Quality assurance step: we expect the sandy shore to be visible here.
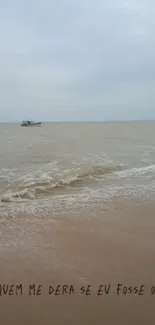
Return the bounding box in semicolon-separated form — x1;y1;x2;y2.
0;199;155;324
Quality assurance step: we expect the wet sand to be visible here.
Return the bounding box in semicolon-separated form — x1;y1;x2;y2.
0;199;155;324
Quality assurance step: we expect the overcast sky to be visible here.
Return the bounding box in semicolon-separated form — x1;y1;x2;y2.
0;0;154;122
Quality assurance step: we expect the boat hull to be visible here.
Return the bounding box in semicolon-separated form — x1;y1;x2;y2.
21;122;42;127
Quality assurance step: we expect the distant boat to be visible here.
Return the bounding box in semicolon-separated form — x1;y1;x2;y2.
21;120;42;127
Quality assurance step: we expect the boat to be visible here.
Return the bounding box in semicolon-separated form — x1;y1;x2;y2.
21;120;42;127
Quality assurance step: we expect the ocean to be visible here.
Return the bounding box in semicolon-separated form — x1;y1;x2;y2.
1;121;155;325
0;120;155;218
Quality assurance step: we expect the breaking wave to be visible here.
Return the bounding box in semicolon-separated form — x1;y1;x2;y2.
0;164;121;202
1;163;155;204
115;164;155;178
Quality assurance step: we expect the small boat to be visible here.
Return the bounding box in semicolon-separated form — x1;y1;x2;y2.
21;120;42;127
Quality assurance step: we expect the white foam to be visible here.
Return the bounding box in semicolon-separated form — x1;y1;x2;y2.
113;164;155;179
1;179;155;218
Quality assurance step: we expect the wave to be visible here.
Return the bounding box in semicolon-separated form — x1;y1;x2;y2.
25;164;122;189
0;164;121;202
116;164;155;178
1;188;35;202
78;165;122;178
2;163;155;203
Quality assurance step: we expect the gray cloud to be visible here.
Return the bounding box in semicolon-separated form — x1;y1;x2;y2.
0;0;155;121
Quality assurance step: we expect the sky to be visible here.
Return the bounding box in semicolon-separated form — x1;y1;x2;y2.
0;0;155;122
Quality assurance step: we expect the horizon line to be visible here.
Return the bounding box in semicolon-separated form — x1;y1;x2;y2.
0;118;155;123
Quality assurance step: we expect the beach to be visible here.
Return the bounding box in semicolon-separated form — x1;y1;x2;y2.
0;198;155;324
1;0;155;320
0;121;155;323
